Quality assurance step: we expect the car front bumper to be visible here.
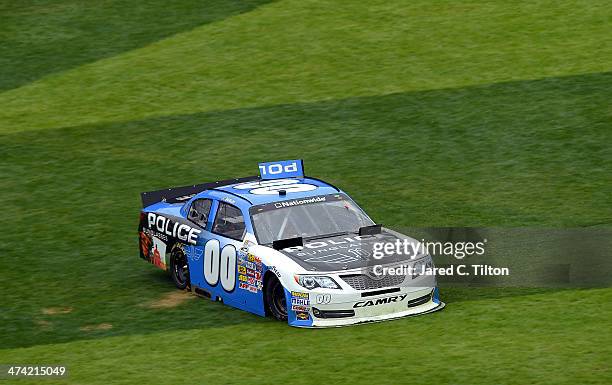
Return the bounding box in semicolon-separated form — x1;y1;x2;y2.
286;286;444;328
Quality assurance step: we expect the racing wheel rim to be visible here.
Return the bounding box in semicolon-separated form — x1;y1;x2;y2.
267;277;288;320
171;249;189;289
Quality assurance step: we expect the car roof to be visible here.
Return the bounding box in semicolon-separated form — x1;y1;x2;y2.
211;177;342;206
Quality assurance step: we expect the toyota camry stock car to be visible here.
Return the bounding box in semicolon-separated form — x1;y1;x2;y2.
138;160;444;327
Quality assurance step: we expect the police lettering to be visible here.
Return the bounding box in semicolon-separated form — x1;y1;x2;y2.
147;213;201;245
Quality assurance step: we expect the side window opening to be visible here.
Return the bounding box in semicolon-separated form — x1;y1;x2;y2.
188;199;212;228
213;202;246;240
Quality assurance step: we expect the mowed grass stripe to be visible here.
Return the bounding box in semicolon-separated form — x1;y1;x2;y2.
1;288;610;385
1;0;611;132
1;72;610;350
0;0;273;92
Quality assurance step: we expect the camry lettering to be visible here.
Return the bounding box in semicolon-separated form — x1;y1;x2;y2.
353;294;407;308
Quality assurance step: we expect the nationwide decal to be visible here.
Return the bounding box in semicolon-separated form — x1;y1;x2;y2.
274;196;326;209
353;294;407;308
146;213;201;245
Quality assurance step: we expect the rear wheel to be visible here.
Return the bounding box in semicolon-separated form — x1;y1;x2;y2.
265;275;288;321
170;246;189;290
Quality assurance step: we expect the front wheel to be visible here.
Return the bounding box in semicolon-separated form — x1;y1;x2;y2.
265;275;288;321
170;246;189;290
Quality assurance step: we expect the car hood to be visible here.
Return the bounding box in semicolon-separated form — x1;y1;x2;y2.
277;229;423;272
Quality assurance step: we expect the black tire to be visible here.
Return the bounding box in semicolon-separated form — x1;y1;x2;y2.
265;275;288;321
170;246;189;290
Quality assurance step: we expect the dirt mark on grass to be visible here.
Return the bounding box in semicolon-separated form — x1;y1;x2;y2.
80;323;113;332
41;307;73;315
35;319;53;330
144;290;194;309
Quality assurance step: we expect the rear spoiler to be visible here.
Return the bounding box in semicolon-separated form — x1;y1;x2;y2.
140;175;260;208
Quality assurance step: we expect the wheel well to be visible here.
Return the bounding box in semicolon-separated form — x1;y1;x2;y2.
167;242;183;271
263;271;278;317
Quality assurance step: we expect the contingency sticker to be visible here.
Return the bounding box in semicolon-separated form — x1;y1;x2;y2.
237;252;263;293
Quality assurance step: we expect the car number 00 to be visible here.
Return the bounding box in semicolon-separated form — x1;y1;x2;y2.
203;239;236;291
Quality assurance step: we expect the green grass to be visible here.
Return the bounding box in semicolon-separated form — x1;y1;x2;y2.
0;0;611;384
1;0;611;132
0;0;272;91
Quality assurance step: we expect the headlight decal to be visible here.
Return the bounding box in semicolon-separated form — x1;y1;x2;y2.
295;275;341;289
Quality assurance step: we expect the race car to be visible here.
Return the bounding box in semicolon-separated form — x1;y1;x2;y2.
138;160;444;327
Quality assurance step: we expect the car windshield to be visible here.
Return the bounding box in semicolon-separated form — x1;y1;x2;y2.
250;194;374;245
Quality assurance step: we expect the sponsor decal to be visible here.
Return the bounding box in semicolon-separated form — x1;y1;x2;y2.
291;291;311;311
139;231;168;269
146;213;201;245
238;251;247;264
238;282;260;293
246;269;262;280
353;294;407;308
292;297;309;306
291;305;309;312
269;266;281;278
142;227;168;242
274;196;326;209
247;253;262;265
283;236;373;258
237;252;263;293
151;237;167;269
295;311;310;320
139;231;152;259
